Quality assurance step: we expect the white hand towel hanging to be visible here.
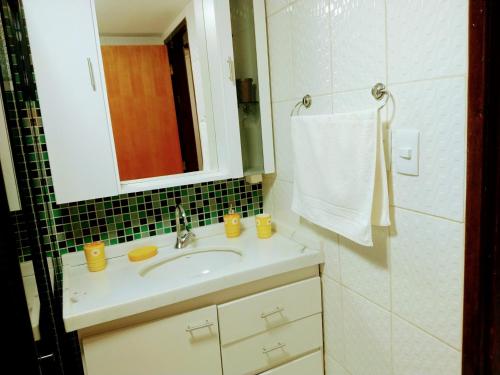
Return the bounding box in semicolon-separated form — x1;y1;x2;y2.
291;110;390;247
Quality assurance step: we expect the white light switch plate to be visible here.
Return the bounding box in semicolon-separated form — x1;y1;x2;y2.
392;129;420;176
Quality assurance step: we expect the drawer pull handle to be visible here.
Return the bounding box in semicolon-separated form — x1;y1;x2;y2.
87;58;96;92
260;306;284;318
185;320;215;333
262;342;287;354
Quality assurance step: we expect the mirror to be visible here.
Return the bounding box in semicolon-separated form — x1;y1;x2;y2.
95;0;215;182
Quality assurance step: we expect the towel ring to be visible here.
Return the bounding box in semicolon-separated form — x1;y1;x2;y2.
372;83;391;110
291;84;391;116
290;95;312;116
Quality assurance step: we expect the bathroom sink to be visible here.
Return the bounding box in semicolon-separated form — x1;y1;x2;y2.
139;248;243;281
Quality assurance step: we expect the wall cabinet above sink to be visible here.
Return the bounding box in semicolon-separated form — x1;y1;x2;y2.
23;0;274;204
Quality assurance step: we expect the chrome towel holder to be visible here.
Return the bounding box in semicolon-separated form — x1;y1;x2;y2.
371;82;391;110
291;83;391;116
290;94;312;116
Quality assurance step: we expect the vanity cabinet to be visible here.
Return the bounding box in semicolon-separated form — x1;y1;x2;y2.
81;305;222;375
22;0;274;204
79;277;323;375
218;277;323;374
260;351;324;375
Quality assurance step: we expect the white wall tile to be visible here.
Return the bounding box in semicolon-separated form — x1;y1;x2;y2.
331;0;386;92
272;179;300;227
326;354;351;375
265;0;290;17
272;100;295;181
322;233;342;282
332;89;383;113
391;208;464;349
291;0;332;97
387;0;467;83
389;78;466;222
262;174;276;214
323;277;346;364
343;288;392;375
302;94;333;115
265;1;467;373
267;8;294;101
392;315;461;375
339;227;390;309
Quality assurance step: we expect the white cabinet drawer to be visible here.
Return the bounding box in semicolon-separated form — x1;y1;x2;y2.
218;277;321;344
260;350;324;375
82;305;222;375
221;313;323;375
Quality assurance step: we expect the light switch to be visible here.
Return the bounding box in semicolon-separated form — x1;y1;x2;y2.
392;129;419;176
398;147;412;159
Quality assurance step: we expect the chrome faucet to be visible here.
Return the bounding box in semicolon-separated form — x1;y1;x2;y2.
174;204;196;249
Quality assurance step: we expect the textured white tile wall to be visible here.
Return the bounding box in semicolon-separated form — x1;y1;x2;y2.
343;288;392;375
331;0;387;92
323;277;346;364
389;78;466;221
264;0;467;374
392;316;462;375
387;0;468;83
339;227;391;309
291;0;332;97
391;208;464;350
325;355;351;375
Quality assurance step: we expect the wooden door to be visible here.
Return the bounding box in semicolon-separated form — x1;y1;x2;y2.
101;45;184;181
463;1;500;375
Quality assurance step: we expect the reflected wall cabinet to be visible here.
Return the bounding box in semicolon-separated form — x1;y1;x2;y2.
22;0;274;204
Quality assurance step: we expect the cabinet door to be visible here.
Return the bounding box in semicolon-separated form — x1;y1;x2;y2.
23;0;119;204
82;305;222;375
228;0;275;175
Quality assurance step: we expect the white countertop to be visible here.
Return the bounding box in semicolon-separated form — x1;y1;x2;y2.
62;220;324;332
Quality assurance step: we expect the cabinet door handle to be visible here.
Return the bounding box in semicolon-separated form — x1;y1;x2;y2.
260;306;284;318
185;320;215;333
227;57;235;82
262;342;286;354
87;58;96;91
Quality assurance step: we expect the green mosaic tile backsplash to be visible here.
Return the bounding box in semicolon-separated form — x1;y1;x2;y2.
52;179;262;256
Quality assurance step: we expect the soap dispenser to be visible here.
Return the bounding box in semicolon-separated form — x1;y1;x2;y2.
224;205;241;238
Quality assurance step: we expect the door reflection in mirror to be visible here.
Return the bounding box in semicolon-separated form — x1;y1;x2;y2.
96;0;202;181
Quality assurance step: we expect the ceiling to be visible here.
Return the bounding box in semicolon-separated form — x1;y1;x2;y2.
95;0;190;36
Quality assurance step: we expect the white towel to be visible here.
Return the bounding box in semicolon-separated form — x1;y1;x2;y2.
291;110;390;247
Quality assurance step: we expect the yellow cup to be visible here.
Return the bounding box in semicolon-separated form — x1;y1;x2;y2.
224;212;241;238
84;241;107;272
256;213;272;239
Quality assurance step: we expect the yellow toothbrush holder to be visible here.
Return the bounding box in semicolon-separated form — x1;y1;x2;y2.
224;209;241;238
84;241;107;272
256;213;272;239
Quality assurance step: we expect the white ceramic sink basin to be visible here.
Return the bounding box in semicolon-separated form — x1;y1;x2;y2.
139;248;243;281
